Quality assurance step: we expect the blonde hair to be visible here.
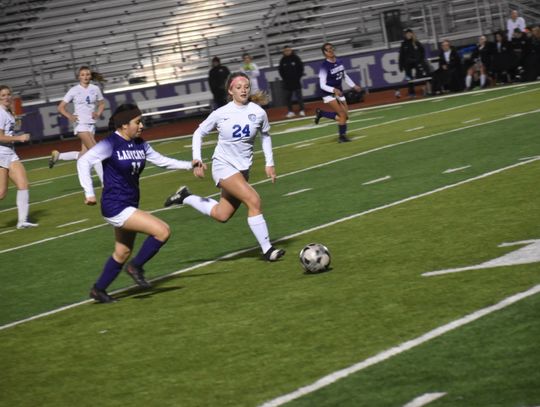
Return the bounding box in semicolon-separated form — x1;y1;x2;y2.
225;72;269;106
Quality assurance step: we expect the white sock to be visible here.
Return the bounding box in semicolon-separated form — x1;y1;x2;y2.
247;214;272;253
465;75;472;88
184;195;218;216
16;189;29;223
93;161;104;184
58;151;79;161
480;74;486;87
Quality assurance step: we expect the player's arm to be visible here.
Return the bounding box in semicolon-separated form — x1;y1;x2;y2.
77;140;112;205
0;128;30;143
344;71;362;92
191;112;217;178
260;111;275;183
318;68;335;94
145;145;194;170
94;99;105;120
57;100;77;123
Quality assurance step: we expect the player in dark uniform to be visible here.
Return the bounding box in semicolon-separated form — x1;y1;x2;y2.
314;43;362;143
77;104;193;303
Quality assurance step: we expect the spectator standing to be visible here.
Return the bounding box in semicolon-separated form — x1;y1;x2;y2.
510;28;532;81
491;31;513;84
507;10;526;41
398;29;432;97
278;46;305;118
239;53;261;94
208;56;230;109
526;25;540;81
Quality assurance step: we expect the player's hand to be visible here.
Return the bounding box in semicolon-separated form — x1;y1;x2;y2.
70;114;78;123
265;166;276;184
192;159;206;178
353;85;362;93
17;133;30;143
333;88;342;97
84;196;97;206
92;112;101;120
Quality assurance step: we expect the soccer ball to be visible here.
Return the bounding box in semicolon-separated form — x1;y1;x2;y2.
299;243;331;273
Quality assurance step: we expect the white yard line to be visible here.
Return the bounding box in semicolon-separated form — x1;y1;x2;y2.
403;393;447;407
30;181;52;187
283;188;312;197
294;143;313;149
406;126;425;132
443;165;471;174
259;285;540;407
0;229;15;235
1;158;539;331
462;118;480;124
519;156;540;161
362;175;391;185
56;219;88;228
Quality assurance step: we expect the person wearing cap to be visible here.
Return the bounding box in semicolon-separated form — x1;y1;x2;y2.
398;28;431;97
208;56;230;109
507;10;526;41
76;103;194;303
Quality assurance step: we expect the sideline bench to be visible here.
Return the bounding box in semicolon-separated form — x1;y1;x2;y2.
137;91;212;117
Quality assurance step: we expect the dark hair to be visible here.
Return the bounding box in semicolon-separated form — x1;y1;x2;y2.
78;66;106;83
212;56;220;63
108;103;142;130
321;42;333;54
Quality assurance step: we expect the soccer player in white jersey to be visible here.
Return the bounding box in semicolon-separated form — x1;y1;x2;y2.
77;104;193;303
0;85;38;229
164;72;285;262
50;66;105;182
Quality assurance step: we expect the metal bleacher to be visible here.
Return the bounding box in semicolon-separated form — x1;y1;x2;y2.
1;0;538;103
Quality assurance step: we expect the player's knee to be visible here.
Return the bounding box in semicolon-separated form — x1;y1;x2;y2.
155;223;171;242
115;247;132;263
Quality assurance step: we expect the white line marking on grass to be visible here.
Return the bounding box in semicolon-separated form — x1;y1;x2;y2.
273;125;318;135
519;155;540;161
462;118;480;124
443;165;471;174
283;188;312;197
56;219;88;228
362;175;391;185
258;284;540;407
348;116;384;124
406;126;424;132
403;393;447;407
351;136;366;141
294;143;313;149
2;159;539;331
431;99;445;102
31;180;52;187
0;230;15;235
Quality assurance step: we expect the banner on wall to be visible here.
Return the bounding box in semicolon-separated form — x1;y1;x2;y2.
21;47;412;141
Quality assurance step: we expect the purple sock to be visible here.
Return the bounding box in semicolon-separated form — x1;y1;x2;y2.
131;236;165;267
339;124;347;136
95;256;123;290
321;110;337;120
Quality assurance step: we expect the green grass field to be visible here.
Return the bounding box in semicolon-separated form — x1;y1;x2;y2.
1;83;540;407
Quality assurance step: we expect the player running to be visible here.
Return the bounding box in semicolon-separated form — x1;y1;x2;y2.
77;103;193;303
314;42;363;143
163;72;285;262
51;66;105;182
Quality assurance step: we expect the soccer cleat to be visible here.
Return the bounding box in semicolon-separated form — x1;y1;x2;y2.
164;185;191;207
125;261;152;289
264;246;286;262
90;285;117;303
338;135;352;143
48;150;60;169
299;110;306;117
286;111;295;118
16;221;38;229
314;108;322;125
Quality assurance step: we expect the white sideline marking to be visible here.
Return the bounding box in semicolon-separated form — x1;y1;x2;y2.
2;110;540;254
519;155;540;161
56;219;88;228
273;125;318;135
443;165;471;174
0;230;15;235
1;158;539;331
403;392;447;407
294;143;313;149
349;116;384;124
283;188;312;197
430;99;445;103
259;285;540;407
462;118;480;124
31;180;52;187
406;126;424;132
362;175;391;185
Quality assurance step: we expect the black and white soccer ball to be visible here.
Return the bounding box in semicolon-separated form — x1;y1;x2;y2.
299;243;331;273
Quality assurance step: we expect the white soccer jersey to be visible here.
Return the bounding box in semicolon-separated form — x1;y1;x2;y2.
62;84;104;124
193;101;272;170
0;107;15;151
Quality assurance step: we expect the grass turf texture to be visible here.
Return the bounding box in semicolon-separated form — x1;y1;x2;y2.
0;83;539;406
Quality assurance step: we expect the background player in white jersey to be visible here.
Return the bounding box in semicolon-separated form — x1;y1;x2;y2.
77;104;193;303
164;72;285;262
0;85;38;229
314;43;362;143
50;66;105;182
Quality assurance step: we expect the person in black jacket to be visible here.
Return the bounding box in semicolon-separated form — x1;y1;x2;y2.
433;39;464;93
465;35;493;90
278;46;305;118
208;56;230;109
491;31;513;84
398;29;431;97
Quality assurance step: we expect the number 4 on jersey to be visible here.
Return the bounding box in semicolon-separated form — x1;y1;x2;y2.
232;124;250;138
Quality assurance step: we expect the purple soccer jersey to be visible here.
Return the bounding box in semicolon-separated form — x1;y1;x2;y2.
319;58;347;95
